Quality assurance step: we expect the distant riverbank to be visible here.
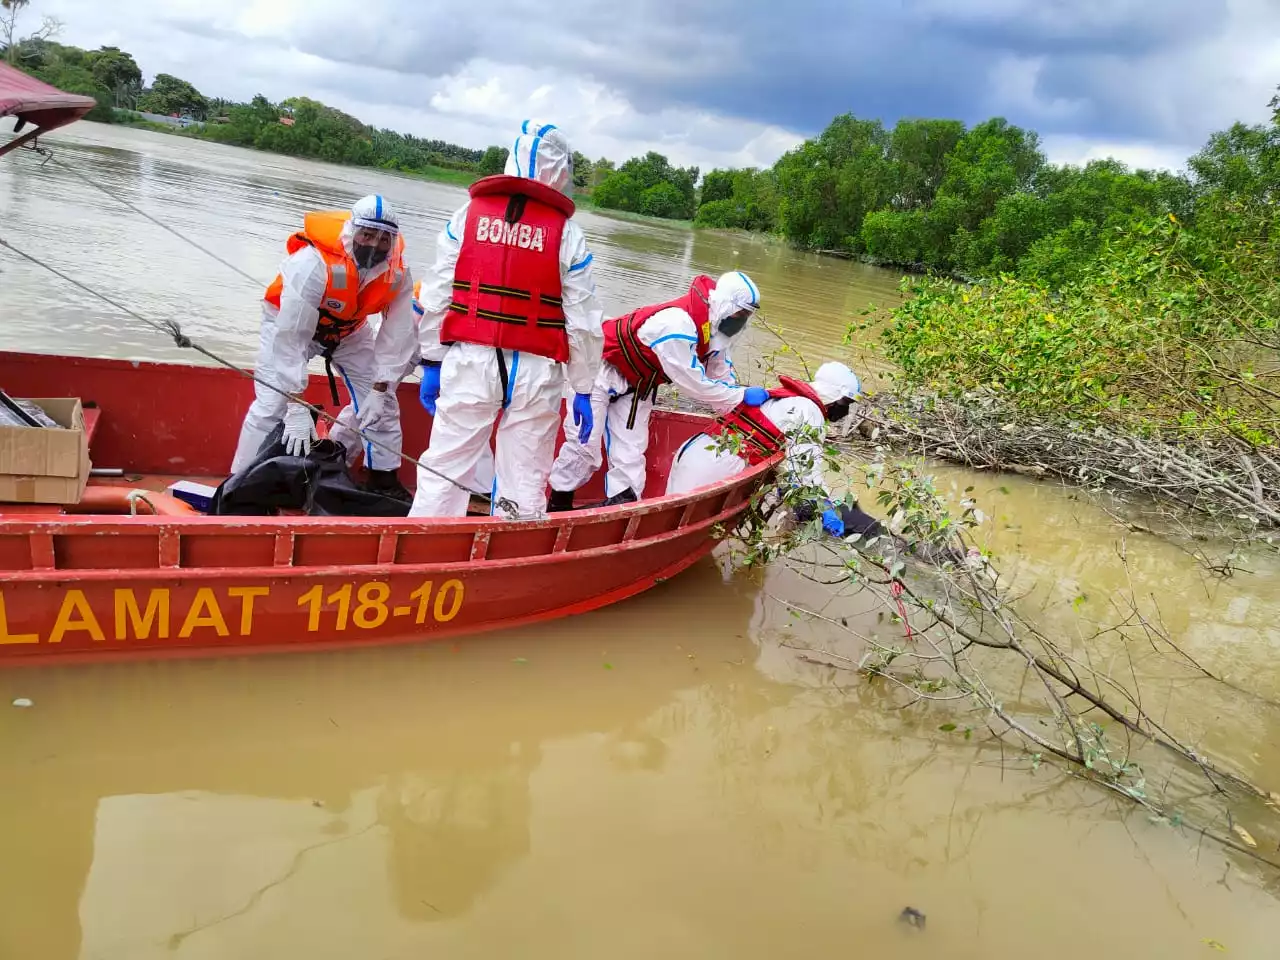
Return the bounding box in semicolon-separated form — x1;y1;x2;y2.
107;112;481;189
102;113;700;218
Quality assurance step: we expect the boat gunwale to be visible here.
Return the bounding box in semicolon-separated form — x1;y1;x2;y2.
0;471;768;582
0;450;774;533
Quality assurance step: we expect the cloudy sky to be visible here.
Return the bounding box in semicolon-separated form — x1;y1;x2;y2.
31;0;1280;173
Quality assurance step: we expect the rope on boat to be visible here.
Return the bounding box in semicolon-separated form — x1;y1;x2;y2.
16;138;268;290
0;234;499;510
125;489;154;517
57;153;267;287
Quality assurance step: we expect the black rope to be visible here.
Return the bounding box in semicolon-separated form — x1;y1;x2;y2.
0;234;501;508
47;152;267;290
5;144;525;517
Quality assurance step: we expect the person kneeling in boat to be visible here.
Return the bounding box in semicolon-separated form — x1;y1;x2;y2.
408;120;604;519
230;194;417;501
666;361;875;538
547;271;767;510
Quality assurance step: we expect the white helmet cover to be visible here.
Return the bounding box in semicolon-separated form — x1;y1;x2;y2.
708;270;760;330
506;119;573;195
350;194;400;234
811;361;862;405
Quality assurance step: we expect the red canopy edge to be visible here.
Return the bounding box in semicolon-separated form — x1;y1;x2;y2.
0;61;96;154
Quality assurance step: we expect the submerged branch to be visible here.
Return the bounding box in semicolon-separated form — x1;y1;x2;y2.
737;461;1280;874
849;390;1280;537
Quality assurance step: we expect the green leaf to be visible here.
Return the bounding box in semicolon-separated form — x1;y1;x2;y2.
602;662;614;670
938;723;957;732
512;657;528;664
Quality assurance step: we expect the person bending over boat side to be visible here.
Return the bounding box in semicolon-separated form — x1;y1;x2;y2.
407;120;604;519
547;271;768;510
230;194;417;502
666;361;870;538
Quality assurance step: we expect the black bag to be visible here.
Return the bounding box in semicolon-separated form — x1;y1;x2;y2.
210;423;410;517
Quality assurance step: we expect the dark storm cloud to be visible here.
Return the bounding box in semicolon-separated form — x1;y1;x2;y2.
912;0;1226;55
44;0;1280;166
197;0;1262;144
519;0;1252;142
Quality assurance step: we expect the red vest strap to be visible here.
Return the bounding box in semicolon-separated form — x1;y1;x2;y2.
469;174;576;218
601;275;718;389
441;183;570;361
771;376;825;409
704;375;825;466
707;405;786;465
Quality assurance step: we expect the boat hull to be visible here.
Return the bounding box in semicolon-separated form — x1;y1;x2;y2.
0;351;775;666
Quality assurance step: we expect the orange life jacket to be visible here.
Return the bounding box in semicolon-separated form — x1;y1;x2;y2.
705;376;826;465
441;175;574;362
263;210;408;350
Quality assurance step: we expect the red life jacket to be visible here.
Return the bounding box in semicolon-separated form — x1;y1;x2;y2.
602;275;717;398
441;174;575;362
705;376;826;465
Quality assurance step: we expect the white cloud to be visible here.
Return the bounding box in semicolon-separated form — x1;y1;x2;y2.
35;0;804;171
986;55;1089;123
1041;135;1195;173
26;0;1280;177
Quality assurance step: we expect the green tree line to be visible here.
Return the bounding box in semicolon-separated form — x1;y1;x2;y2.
3;11;699;213
6;35;642;194
876;87;1279;455
591;151;700;219
4;34;522;182
689;111;1248;286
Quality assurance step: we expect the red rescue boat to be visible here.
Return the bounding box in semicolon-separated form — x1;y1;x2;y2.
0;351;778;665
0;68;778;665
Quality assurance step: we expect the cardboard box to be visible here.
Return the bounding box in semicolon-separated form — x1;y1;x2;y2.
0;398;91;504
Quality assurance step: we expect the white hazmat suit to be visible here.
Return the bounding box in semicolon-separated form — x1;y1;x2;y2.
666;362;862;496
548;271;759;502
407;121;604;519
230;195;417;478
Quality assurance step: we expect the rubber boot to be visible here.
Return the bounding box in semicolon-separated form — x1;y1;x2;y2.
547;489;575;513
602;487;638;507
365;469;412;504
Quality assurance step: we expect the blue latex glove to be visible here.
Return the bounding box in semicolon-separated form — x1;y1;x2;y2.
572;392;594;444
822;507;845;537
742;386;770;407
419;361;442;415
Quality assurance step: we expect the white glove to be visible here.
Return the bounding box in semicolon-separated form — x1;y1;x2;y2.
281;401;317;457
358;387;396;431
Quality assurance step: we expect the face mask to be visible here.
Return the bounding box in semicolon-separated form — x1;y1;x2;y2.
826;399;852;423
353;243;388;270
717;311;751;340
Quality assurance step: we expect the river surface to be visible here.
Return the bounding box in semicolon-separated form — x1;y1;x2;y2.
1;123;1279;959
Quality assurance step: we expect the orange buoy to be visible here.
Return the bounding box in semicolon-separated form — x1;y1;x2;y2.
66;486;199;516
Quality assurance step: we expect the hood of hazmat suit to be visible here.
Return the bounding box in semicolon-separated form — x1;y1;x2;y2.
707;270;760;352
810;361;862;405
506;119;573;195
343;194;401;271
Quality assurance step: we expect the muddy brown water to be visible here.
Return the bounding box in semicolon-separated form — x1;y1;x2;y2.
1;123;1278;958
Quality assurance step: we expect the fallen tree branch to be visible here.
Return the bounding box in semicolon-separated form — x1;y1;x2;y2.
847;390;1280;536
734;457;1280;874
